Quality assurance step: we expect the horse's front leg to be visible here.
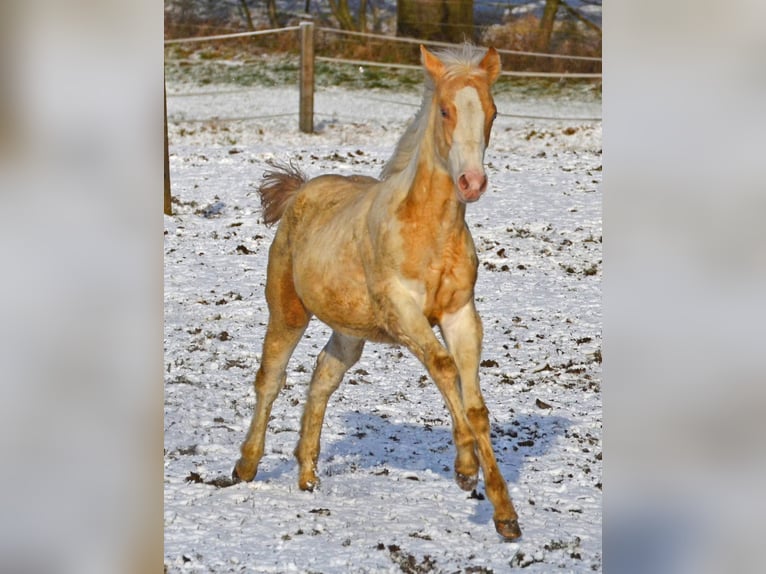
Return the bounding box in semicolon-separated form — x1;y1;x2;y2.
440;303;521;540
379;292;486;513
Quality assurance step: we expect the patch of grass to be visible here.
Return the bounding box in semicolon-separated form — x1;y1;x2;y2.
165;52;600;103
165;55;299;87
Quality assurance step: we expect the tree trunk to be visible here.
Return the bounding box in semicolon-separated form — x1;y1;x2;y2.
328;0;356;31
266;0;279;28
559;0;601;36
239;0;255;31
397;0;473;43
358;0;367;33
535;0;560;53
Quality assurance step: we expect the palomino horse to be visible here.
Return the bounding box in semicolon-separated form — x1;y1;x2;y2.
233;44;521;540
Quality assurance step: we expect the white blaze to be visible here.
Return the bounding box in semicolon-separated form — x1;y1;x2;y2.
448;87;486;184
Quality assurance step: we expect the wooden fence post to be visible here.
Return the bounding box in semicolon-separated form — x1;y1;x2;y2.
164;80;172;215
299;21;315;134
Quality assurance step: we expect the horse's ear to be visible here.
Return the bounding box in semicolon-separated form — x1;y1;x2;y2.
480;47;502;85
421;45;445;82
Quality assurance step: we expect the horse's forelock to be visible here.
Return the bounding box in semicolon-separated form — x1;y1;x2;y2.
432;45;490;80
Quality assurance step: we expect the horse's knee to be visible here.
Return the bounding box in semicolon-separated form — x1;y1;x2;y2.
309;351;346;395
466;405;490;434
254;370;285;401
430;352;458;382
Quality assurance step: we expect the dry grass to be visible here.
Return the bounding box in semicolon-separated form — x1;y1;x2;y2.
482;15;601;75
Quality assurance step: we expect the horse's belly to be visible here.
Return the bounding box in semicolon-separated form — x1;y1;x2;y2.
293;262;392;342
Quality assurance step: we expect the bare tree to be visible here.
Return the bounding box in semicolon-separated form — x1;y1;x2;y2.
535;0;560;53
328;0;354;30
397;0;473;43
328;0;372;31
265;0;279;28
559;0;601;36
239;0;255;30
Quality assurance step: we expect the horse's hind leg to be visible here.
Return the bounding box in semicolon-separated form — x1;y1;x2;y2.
233;318;307;482
294;331;365;491
233;252;310;482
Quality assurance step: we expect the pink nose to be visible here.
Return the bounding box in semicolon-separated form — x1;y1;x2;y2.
457;170;488;202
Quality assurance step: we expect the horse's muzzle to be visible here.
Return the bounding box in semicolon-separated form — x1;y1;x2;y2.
456;170;488;203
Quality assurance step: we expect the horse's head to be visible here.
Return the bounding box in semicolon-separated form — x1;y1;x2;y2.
421;45;501;204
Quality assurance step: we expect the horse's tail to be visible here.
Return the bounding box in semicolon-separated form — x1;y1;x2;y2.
258;159;307;226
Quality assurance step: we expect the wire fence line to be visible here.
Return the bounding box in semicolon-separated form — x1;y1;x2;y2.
316;55;601;78
166;93;602;123
164;25;601;63
163;25;301;45
166;87;264;98
169;112;297;123
168;111;602;123
165;24;602;129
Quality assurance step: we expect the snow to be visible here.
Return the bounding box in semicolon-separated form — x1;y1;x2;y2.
165;77;601;572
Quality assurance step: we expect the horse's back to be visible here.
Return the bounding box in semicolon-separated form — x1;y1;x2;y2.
291;174;379;225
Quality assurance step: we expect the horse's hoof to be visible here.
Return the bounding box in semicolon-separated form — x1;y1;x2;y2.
232;460;256;483
455;472;479;492
298;477;318;492
495;518;522;540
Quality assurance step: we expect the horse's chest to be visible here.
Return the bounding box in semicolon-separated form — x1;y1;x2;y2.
417;243;478;323
394;212;478;321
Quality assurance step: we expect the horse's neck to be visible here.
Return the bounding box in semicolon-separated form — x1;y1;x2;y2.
398;154;466;235
381;91;432;180
382;108;466;234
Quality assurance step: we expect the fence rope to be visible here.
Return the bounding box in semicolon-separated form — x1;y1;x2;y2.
164;25;301;45
168;113;297;123
317;27;602;62
167;109;601;124
167;87;263;98
500;113;601;122
164;25;601;63
317;56;601;78
327;94;600;121
165;26;602;128
165;84;601;122
316;56;420;72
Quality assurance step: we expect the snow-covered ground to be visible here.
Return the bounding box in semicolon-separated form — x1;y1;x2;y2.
164;75;602;572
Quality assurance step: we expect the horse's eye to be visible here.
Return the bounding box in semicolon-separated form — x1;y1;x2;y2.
440;107;448;119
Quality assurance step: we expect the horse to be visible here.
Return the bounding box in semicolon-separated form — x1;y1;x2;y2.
232;44;521;540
